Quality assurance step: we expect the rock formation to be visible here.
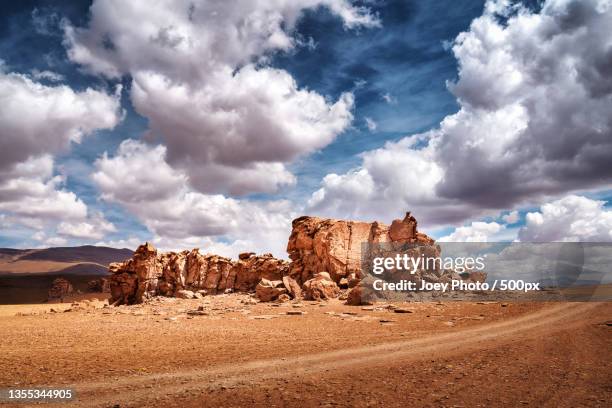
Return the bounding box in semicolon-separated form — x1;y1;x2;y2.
109;244;289;305
87;277;110;293
48;278;73;301
108;212;487;305
286;212;435;285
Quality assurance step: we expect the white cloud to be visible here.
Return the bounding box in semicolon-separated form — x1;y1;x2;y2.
309;0;612;227
130;67;351;194
439;221;503;242
64;0;377;195
0;156;88;227
0;71;122;173
93;140;298;257
518;195;612;242
0;70;122;244
502;210;520;224
57;213;116;240
95;237;143;251
0;155;116;242
43;237;68;247
30;69;64;82
365;117;378;132
308;135;465;224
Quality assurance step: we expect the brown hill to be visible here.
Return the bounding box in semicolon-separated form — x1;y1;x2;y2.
16;245;133;265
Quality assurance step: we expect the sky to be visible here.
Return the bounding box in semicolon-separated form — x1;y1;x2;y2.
0;0;611;257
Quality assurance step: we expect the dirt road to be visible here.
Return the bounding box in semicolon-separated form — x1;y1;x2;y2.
1;299;610;407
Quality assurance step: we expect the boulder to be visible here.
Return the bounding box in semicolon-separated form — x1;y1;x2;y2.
87;277;109;293
282;275;302;299
48;278;73;301
233;254;288;293
303;272;340;301
176;289;195;299
346;286;375;306
255;279;287;302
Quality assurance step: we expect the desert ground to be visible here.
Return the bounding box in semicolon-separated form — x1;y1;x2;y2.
0;295;610;408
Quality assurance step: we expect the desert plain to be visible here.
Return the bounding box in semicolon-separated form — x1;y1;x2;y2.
0;295;610;408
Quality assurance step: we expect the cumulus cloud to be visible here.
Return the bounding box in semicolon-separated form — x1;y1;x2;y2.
65;0;376;195
0;71;122;173
308;0;612;227
0;70;122;244
438;221;503;242
518;195;612;242
0;155;115;241
93;140;298;257
0;156;87;228
57;213;116;240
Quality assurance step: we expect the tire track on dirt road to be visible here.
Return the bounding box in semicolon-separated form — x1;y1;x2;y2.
68;302;603;407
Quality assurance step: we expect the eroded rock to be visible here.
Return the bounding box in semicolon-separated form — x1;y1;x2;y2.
303;272;340;301
109;243;288;305
255;279;287;302
48;278;73;301
108;212;484;305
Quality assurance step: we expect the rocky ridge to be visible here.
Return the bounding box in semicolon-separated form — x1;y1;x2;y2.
108;212;486;305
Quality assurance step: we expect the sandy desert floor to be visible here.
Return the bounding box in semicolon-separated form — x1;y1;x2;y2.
0;295;610;408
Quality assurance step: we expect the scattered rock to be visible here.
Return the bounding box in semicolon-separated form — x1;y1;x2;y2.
303;272;340;301
186;310;208;316
346;286;375;306
176;290;195;299
286;310;304;316
255;279;287;302
282;275;302;299
394;308;413;314
250;315;278;320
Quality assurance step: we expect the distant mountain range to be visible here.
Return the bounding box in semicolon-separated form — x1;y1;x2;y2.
0;245;135;304
0;245;134;275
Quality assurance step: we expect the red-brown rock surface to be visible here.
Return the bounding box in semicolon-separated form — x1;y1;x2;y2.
302;272;340;301
48;278;73;301
286;212;435;285
108;212;486;305
109;244;288;305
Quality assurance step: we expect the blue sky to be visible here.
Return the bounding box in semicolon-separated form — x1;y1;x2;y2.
1;0;611;255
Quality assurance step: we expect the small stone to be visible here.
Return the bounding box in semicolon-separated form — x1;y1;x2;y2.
394;308;413;313
176;290;195;299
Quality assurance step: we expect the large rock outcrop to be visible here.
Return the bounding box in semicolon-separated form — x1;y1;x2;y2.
109;244;289;305
286;212;435;285
108;212;486;305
